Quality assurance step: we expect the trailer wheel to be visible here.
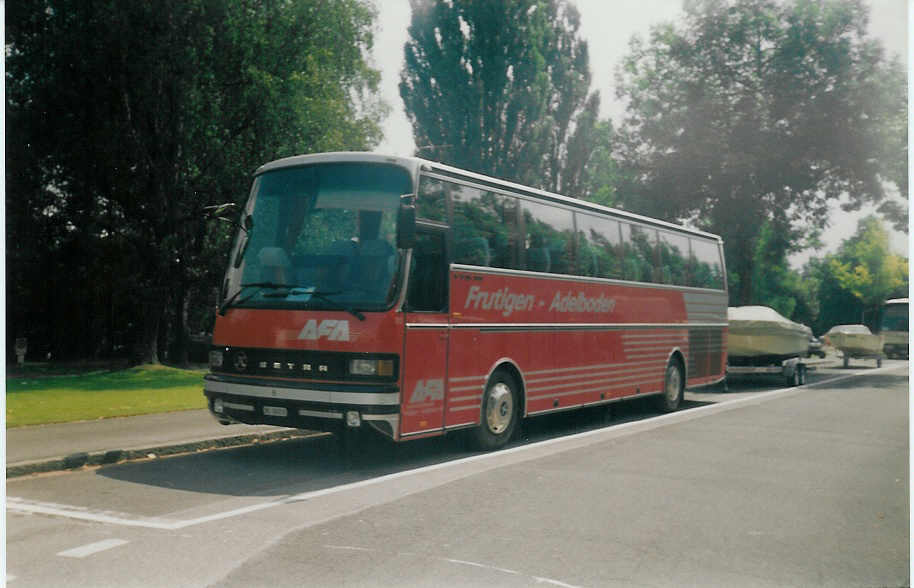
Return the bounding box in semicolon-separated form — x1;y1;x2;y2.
877;357;883;368
655;359;683;413
470;369;518;451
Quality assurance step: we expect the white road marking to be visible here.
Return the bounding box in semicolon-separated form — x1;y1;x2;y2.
443;558;522;576
324;545;578;585
7;366;903;533
325;545;375;552
534;576;584;587
7;498;178;530
57;539;128;558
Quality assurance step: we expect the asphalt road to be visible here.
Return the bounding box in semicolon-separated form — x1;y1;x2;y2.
7;362;909;587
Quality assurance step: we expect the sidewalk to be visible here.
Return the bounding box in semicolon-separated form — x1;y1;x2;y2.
6;409;319;478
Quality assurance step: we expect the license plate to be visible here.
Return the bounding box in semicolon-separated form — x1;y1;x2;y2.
263;406;288;417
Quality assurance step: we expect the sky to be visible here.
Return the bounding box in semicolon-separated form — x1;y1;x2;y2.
368;0;909;266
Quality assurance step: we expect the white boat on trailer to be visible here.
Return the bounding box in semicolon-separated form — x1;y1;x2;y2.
726;306;814;387
727;306;810;361
823;324;884;368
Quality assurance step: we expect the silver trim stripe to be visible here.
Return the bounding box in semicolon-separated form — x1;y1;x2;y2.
622;332;688;340
450;263;726;291
525;360;664;385
528;368;663;399
451;322;725;331
448;374;486;383
449;393;481;402
449;384;483;393
206;380;400;406
449;403;481;412
531;380;661;402
683;291;728;322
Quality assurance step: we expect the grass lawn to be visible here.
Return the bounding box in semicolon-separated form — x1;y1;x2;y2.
6;364;208;428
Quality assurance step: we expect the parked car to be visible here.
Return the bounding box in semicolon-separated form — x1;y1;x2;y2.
806;335;826;359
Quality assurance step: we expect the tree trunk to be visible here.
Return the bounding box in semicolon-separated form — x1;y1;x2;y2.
172;265;190;367
735;249;754;306
135;300;162;365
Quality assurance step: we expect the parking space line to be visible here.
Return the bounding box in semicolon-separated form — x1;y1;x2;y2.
57;539;129;558
7;497;178;530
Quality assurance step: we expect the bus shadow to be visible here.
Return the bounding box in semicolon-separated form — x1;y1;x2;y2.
95;398;715;499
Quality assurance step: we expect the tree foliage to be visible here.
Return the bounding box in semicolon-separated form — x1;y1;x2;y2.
400;0;599;194
612;0;906;305
807;216;907;333
825;216;908;324
6;0;385;363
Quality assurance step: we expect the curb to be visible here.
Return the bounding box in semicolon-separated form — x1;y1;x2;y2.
6;429;327;479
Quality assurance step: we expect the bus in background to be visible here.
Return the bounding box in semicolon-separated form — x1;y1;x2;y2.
879;298;908;359
204;152;728;450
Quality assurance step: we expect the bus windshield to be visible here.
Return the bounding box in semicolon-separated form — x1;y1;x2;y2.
881;301;909;332
223;162;412;313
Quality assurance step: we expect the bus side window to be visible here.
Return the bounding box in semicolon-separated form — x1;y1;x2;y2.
658;231;690;286
406;231;448;312
574;213;622;279
520;199;573;274
690;238;724;289
416;175;449;222
451;184;520;270
621;223;652;282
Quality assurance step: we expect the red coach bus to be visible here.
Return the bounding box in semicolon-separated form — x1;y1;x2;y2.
205;152;728;449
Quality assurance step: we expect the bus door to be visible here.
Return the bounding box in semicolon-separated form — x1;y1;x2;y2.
401;227;450;437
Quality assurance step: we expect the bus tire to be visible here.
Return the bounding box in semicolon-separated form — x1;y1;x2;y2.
470;370;519;451
655;359;684;413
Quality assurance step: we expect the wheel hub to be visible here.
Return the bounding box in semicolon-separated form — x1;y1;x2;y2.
666;366;681;402
486;382;513;434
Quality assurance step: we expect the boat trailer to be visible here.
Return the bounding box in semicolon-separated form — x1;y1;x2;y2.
725;356;816;390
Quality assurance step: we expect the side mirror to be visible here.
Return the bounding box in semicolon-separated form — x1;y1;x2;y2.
205;202;252;235
205;202;237;218
397;194;416;249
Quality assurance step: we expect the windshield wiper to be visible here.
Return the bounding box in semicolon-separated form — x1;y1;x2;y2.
305;290;365;321
219;283;365;321
219;282;294;315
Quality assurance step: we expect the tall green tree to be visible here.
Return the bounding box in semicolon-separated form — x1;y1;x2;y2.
826;216;908;325
749;221;805;320
400;0;599;194
7;0;385;364
613;0;906;305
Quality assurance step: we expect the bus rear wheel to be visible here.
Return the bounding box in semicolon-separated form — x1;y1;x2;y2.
470;370;519;451
655;359;684;413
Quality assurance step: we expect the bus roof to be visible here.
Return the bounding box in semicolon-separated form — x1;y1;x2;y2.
255;151;723;242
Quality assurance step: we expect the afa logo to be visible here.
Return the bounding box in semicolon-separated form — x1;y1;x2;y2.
297;319;350;341
410;379;444;404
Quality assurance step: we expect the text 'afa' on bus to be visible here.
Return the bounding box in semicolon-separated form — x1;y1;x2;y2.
204;152;729;450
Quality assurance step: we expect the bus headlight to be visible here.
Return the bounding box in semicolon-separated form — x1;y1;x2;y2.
349;359;394;377
209;350;224;368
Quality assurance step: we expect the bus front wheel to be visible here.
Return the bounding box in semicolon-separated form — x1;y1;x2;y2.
655;360;684;413
470;370;519;451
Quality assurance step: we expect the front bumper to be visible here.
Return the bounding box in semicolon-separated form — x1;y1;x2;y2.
203;374;400;439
